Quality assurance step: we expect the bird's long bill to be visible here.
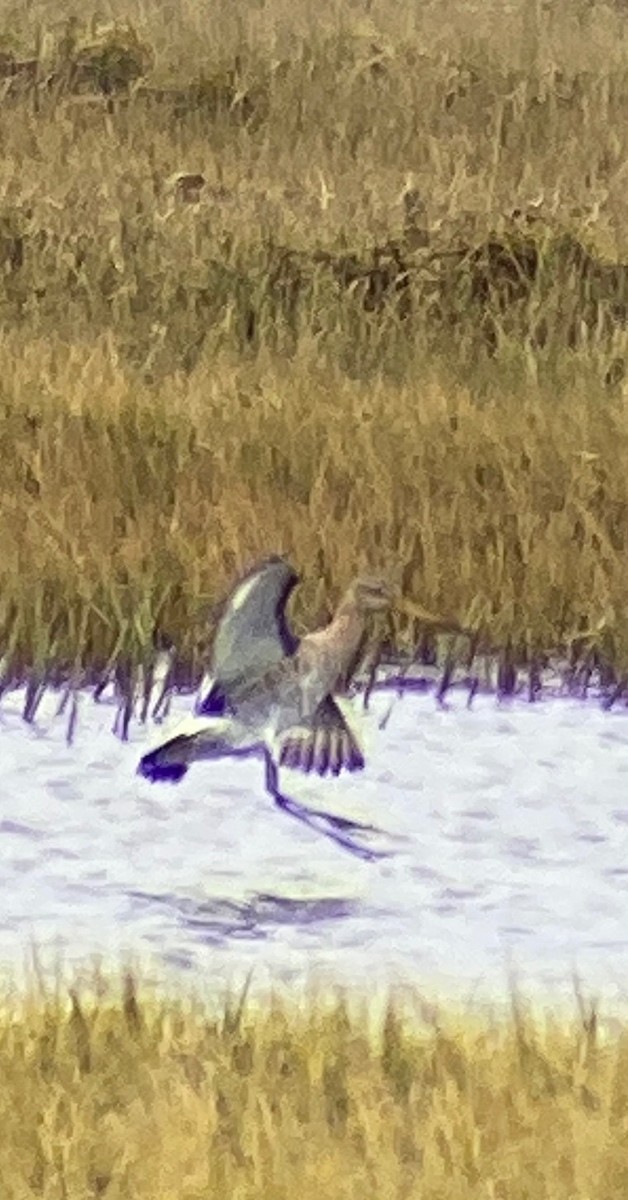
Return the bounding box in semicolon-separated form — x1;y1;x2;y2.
397;596;471;635
137;716;239;784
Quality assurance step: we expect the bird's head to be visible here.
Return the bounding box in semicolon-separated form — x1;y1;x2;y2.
350;576;395;614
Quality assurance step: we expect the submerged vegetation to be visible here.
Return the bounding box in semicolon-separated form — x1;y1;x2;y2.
1;973;627;1200
2;0;628;691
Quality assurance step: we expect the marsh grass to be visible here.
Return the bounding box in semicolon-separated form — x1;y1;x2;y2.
2;0;628;686
2;970;628;1199
5;330;628;703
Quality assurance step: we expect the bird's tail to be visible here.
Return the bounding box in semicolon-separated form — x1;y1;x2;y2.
137;715;242;784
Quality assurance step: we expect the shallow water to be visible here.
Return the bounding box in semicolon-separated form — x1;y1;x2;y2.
2;680;628;1017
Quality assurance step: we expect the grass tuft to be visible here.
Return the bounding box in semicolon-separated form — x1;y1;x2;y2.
0;972;627;1198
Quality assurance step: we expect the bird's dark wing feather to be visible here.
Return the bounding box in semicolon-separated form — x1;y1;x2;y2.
206;557;300;691
195;680;229;717
276;696;365;776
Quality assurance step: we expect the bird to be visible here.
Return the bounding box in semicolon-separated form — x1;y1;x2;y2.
137;556;396;860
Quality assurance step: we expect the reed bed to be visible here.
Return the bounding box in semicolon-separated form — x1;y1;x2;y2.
1;0;628;687
3;333;628;698
0;971;626;1199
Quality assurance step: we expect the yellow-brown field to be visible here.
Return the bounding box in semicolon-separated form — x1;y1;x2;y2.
2;973;627;1200
5;335;628;687
1;0;628;686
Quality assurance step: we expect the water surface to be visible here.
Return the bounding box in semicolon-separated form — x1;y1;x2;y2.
2;680;628;1018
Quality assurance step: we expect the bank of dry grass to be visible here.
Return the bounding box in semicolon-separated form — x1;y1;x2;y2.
1;973;627;1200
2;0;628;379
1;0;628;683
3;332;628;690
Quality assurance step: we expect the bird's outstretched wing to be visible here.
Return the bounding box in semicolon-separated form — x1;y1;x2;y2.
196;557;299;716
275;697;365;776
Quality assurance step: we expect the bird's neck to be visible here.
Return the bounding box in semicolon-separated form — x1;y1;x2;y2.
330;599;366;653
328;606;369;690
299;601;367;694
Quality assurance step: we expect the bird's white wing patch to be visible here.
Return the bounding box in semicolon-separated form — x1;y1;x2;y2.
229;573;262;613
146;713;233;751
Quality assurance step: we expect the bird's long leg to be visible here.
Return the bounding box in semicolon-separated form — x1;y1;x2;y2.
266;754;380;834
263;754;393;862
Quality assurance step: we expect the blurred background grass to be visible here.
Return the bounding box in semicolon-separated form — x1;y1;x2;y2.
1;0;628;681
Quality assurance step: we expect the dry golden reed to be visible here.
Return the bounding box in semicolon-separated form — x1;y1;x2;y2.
1;973;628;1200
1;0;628;681
4;330;628;686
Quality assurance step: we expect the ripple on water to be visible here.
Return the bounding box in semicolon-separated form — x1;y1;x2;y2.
125;887;366;946
0;820;46;841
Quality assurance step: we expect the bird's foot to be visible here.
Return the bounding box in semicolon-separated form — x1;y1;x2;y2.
272;792;396;862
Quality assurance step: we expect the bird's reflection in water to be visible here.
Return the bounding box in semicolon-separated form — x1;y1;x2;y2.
128;888;361;946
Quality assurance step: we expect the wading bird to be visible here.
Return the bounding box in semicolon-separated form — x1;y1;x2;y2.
137;557;395;860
